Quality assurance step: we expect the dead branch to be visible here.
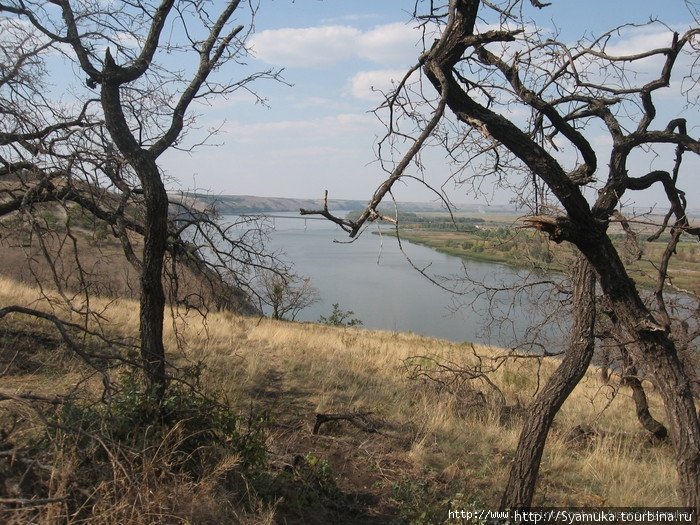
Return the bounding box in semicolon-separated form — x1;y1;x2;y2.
312;411;380;435
403;352;506;407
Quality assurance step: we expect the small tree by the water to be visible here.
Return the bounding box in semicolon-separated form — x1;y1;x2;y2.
318;304;363;327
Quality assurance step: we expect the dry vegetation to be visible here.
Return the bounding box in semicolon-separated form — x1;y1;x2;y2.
0;203;255;314
0;276;679;523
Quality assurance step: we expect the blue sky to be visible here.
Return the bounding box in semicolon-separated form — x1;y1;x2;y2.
160;0;699;209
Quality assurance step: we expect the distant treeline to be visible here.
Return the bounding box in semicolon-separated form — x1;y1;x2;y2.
346;210;485;229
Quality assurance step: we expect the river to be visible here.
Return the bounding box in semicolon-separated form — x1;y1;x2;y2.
231;213;568;351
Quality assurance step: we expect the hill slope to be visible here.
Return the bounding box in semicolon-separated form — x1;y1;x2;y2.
170;192;518;215
0;277;678;523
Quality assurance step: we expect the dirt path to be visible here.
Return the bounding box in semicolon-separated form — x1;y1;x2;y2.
244;362;410;524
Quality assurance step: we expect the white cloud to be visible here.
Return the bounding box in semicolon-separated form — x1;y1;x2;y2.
349;69;409;101
222;113;375;144
591;134;613;148
606;26;677;58
113;30;141;48
573;24;683;86
356;22;426;65
250;22;427;69
251;25;361;67
290;96;356;112
563;23;696;113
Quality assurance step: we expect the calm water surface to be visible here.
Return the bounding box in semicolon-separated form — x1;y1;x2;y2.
228;214;567;349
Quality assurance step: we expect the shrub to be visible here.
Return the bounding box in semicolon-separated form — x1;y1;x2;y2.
59;367;266;473
36;366;269;523
318;303;363;327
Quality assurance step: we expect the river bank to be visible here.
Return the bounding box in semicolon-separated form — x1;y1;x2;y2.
379;226;700;295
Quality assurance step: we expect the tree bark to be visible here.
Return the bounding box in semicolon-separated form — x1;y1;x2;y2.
580;237;699;507
623;368;668;440
138;168;169;397
100;60;169;396
500;256;596;509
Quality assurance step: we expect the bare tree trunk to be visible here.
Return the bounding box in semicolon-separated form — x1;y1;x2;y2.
617;345;668;440
139;170;169;397
101;66;170;397
500;256;596;508
623;335;699;506
581;240;699;508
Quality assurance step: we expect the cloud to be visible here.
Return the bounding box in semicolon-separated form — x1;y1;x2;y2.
222;113;376;144
349;69;409;101
356;22;426;65
566;24;696;110
591;134;613;148
250;22;427;69
290;96;357;112
113;30;141;48
605;25;677;57
574;24;685;86
250;25;361;67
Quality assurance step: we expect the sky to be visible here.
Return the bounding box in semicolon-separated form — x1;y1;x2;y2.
157;0;700;209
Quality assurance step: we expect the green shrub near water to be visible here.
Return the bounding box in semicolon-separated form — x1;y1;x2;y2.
318;303;363;327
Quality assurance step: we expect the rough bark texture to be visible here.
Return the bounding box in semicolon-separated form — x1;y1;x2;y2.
623;370;669;440
100;55;169;395
500;256;596;509
138;173;169;394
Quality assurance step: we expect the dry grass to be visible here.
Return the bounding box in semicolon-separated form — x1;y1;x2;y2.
0;276;681;523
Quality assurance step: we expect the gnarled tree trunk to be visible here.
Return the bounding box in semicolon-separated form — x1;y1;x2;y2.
101;66;170;396
501;256;596;508
623;369;668;441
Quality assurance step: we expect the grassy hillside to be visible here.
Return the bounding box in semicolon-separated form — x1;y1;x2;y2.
0;277;680;523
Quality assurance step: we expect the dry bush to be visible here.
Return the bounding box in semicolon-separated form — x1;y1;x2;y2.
1;362;270;524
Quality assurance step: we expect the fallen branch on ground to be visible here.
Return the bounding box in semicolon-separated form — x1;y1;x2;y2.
313;411;380;435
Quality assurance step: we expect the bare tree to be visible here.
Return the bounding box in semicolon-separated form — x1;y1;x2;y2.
257;270;319;321
0;0;283;397
303;0;700;508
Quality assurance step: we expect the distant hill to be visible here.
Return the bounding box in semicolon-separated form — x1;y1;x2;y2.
171;193;366;215
169;192;518;215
